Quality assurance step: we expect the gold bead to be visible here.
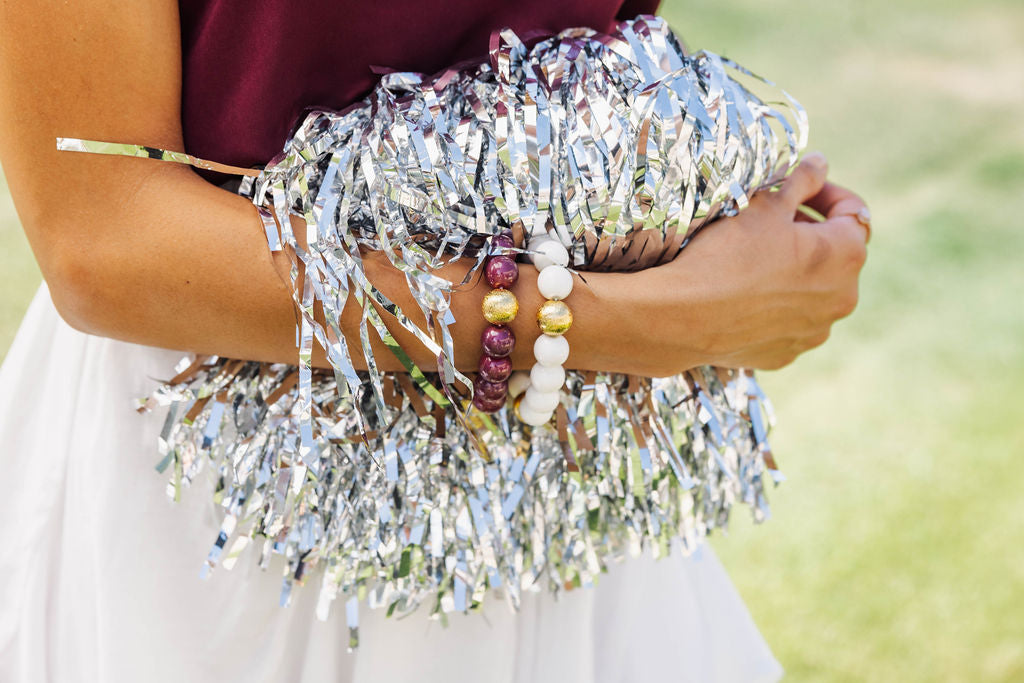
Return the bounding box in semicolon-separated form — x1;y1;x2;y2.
537;300;573;335
482;288;519;324
512;394;525;421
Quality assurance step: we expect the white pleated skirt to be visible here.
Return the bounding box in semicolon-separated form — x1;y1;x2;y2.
0;284;782;683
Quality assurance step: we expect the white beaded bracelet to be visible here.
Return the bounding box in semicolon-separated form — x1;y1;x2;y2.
512;237;574;427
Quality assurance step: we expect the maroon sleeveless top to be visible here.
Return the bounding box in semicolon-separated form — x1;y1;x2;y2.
178;0;661;174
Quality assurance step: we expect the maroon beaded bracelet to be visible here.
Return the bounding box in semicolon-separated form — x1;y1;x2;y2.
473;229;518;413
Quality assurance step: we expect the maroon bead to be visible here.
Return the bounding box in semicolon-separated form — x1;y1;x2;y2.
478;354;513;382
474;375;508;400
485;256;519;288
472;392;507;413
481;324;515;357
491;234;515;251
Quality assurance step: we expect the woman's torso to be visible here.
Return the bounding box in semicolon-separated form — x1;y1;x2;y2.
178;0;661;174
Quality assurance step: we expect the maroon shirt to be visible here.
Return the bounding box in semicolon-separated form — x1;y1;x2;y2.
178;0;661;173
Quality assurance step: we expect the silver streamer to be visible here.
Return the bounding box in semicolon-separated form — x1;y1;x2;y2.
58;15;805;648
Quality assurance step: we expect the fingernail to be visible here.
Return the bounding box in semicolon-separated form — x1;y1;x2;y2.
803;151;828;171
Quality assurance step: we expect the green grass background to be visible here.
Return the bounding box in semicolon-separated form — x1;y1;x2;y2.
1;0;1022;679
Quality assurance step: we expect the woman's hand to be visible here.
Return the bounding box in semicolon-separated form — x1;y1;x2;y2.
586;154;869;377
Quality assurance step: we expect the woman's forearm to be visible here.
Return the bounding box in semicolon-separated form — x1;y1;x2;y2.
38;158;637;374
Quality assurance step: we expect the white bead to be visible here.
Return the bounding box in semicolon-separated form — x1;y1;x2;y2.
533;333;570;367
518;403;552;427
529;362;565;392
536;264;573;300
527;219;549;238
527;238;552;266
508;371;532;398
524;387;561;413
532;240;569;270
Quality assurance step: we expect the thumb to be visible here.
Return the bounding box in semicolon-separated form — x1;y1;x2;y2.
777;152;828;209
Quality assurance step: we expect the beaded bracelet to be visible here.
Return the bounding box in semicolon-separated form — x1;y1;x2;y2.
473;230;519;412
511;237;573;426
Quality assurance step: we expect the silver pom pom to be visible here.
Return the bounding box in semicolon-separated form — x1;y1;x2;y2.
60;15;803;649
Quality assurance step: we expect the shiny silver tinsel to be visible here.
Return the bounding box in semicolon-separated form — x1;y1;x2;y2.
58;15;805;648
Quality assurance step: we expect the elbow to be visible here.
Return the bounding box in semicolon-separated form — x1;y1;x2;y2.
39;234;116;338
12;163;175;341
12;190;115;336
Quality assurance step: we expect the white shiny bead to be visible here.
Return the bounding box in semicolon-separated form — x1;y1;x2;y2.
527;219;550;238
532;240;569;270
518;403;552;426
533;333;570;367
536;264;573;300
527;238;552;266
529;362;565;392
508;371;532;398
524;387;561;413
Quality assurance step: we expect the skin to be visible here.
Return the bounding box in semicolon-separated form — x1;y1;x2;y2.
0;0;868;379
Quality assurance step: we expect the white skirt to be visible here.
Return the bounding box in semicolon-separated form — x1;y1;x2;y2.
0;284;782;683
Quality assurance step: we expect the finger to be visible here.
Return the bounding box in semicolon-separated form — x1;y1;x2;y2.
824;214;871;255
776;152;828;208
828;199;871;243
805;182;871;242
804;182;866;219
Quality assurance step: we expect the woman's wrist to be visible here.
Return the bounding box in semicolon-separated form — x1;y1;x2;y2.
301;233;698;378
455;257;637;374
555;266;676;376
585;264;709;377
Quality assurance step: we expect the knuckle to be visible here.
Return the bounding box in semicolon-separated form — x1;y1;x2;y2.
807;329;831;349
798;229;832;274
760;351;798;371
833;289;859;318
785;166;809;188
847;239;868;269
758;188;788;211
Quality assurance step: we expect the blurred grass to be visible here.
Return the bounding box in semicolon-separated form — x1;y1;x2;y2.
659;0;1024;681
0;174;40;354
1;0;1022;679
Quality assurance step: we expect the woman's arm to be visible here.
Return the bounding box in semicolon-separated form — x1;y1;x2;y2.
0;0;865;378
